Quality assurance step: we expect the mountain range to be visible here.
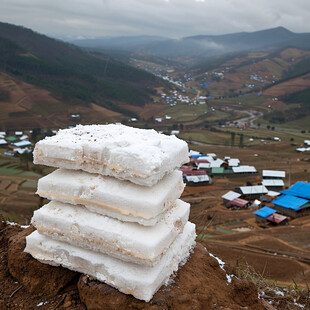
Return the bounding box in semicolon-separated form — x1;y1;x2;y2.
72;27;310;62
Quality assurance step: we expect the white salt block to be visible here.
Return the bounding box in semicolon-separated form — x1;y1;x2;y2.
37;168;184;226
31;199;190;266
25;222;196;302
33;124;189;186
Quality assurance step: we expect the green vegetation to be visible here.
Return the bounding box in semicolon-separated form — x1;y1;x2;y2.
284;57;310;80
20;181;37;189
265;88;310;124
285;87;310;103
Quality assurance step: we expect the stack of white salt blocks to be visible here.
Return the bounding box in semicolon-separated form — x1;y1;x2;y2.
25;124;196;302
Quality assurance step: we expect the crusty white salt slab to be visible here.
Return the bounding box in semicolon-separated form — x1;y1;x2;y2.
31;199;190;266
25;222;196;302
37;168;184;226
33;124;189;186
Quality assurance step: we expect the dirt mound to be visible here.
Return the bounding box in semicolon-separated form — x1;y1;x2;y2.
0;222;264;309
77;245;262;310
8;226;79;296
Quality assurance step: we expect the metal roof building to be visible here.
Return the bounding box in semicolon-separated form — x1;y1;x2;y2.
296;147;310;152
267;191;280;197
238;185;268;195
222;191;241;201
272;195;309;211
266;213;288;224
262;179;285;187
254;207;288;225
232;165;257;173
227;198;249;209
262;170;286;178
184;175;211;184
12;140;32;147
209;159;224;168
267;190;280;197
197;163;211;169
228;158;240;167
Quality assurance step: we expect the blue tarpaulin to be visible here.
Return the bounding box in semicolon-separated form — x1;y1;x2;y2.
272;194;309;211
254;206;276;218
200;82;211;87
281;182;310;199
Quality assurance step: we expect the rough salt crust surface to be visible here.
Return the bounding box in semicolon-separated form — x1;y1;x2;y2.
31;199;190;266
33;124;189;186
37;168;184;226
25;222;196;302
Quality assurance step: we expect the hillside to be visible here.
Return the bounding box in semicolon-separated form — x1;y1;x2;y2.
0;22;164;120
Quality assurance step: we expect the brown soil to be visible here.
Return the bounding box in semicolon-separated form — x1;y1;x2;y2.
261;100;286;109
280;48;310;62
0;222;266;310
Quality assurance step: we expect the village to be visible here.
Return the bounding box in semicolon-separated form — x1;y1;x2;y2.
181;149;310;229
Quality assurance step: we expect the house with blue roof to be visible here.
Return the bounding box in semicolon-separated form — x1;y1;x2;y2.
254;206;276;218
254;206;289;226
272;191;310;218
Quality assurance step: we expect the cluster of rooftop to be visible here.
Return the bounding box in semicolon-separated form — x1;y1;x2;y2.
180;150;257;186
0;131;32;156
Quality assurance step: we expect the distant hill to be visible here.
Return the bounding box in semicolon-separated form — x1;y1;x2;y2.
73;27;310;64
0;22;164;117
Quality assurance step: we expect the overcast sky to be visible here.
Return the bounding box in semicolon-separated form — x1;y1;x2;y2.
1;0;309;39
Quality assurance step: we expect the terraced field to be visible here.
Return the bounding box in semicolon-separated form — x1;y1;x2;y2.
0;153;52;223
